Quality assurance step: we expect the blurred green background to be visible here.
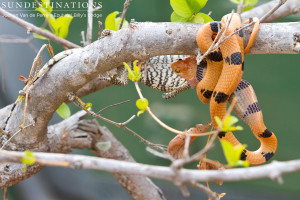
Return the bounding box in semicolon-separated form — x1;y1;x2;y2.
1;0;300;199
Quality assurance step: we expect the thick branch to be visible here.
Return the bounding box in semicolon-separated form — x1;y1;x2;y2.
1;150;300;184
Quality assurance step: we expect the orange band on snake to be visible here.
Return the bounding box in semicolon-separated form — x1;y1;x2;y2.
171;14;277;165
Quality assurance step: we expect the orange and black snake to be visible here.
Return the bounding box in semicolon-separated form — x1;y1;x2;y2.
172;13;277;165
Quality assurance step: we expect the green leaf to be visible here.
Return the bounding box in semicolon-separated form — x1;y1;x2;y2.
115;17;129;29
105;11;128;31
35;7;56;26
53;14;73;38
56;102;71;119
96;141;111;151
187;13;204;23
136;98;148;116
215;116;223;128
171;11;188;22
21;150;36;165
123;61;141;82
197;13;213;23
33;27;52;40
105;11;119;31
85;102;93;110
170;0;208;18
221;140;249;167
243;6;254;12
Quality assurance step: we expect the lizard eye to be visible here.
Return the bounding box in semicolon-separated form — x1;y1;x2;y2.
175;69;180;73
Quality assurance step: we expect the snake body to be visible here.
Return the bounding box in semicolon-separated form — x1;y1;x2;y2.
172;14;277;165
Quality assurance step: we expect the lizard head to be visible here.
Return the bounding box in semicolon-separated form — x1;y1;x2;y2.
171;56;198;88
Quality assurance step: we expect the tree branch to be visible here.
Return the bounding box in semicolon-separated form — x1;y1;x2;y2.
1;150;300;185
0;8;80;49
241;0;300;22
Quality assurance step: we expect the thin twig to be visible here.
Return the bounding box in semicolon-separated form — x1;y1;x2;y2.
80;31;86;46
179;184;190;197
146;147;171;160
20;44;48;130
134;81;185;135
4;187;7;200
118;0;132;30
97;100;130;114
72;98;166;150
260;0;288;23
73;100;135;127
86;0;94;44
0;122;34;150
237;0;246;14
188;181;219;200
135;81;218;137
0;8;79;49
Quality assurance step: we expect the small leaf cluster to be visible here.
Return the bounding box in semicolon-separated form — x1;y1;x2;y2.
21;150;36;172
170;0;213;23
215;115;243;133
85;102;93;110
123;61;141;82
136;98;149;117
105;11;129;31
230;0;259;12
34;0;73;39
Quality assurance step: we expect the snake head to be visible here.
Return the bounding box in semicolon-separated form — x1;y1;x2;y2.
171;56;198;88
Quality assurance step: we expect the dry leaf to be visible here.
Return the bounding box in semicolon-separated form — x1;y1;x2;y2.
167;123;211;159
